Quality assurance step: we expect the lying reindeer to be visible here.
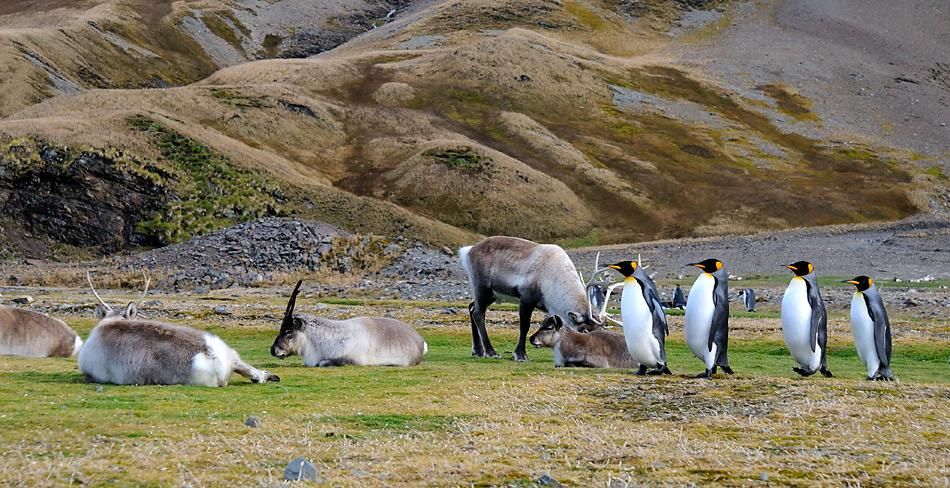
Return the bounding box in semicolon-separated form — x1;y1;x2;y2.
529;316;637;369
271;281;427;367
0;306;83;358
459;236;602;361
79;272;279;386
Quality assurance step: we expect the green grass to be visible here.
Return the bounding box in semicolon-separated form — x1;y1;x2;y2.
0;314;946;486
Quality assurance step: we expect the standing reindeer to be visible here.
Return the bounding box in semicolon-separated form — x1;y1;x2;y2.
0;307;83;358
459;236;603;361
79;272;279;386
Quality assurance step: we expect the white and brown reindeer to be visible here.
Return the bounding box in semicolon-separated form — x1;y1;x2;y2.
459;236;607;361
0;306;83;358
78;272;279;386
271;281;427;367
529;315;637;369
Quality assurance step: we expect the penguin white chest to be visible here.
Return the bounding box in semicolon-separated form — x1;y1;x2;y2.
850;292;879;377
620;278;662;367
684;273;716;360
781;278;820;370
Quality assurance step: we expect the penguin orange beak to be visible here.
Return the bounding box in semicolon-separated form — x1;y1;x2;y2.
842;279;859;285
686;263;702;268
607;265;620;270
784;264;797;271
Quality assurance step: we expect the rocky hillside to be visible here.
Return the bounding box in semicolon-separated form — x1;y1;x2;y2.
0;0;412;117
1;0;947;259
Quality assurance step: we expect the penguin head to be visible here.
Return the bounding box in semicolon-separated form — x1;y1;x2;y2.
842;275;873;291
784;261;814;277
687;258;722;274
607;260;638;277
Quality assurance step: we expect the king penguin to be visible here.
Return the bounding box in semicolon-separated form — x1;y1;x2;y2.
781;260;832;377
607;260;671;375
738;288;756;312
684;258;734;378
844;276;895;381
672;284;687;309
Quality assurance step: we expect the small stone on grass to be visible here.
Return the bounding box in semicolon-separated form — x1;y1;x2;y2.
244;416;261;428
284;457;319;482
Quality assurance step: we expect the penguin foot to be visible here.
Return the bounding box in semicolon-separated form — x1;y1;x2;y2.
793;367;816;377
719;365;735;375
819;367;833;378
661;366;673;375
694;370;714;379
634;365;648;376
646;368;666;376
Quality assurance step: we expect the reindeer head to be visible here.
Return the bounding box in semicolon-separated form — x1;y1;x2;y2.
271;280;304;359
529;315;563;348
88;271;150;321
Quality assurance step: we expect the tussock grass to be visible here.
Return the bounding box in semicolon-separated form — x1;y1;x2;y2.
0;293;946;486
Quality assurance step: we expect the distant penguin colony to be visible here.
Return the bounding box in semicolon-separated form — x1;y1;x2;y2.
683;259;734;378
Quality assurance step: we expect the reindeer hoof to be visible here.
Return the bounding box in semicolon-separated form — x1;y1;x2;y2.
266;374;280;383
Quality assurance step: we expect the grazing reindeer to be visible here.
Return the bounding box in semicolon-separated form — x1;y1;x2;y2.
0;307;82;357
459;236;601;361
530;316;637;369
271;281;427;367
79;272;279;386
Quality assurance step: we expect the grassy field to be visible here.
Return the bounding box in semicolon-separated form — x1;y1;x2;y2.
0;301;947;486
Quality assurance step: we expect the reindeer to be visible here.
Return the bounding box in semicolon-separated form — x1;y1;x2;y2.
79;272;279;386
459;236;606;361
0;307;83;358
529;315;637;369
271;281;427;367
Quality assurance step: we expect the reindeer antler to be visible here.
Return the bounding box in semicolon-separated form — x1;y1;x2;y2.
86;271;113;311
138;271;151;306
584;252;624;327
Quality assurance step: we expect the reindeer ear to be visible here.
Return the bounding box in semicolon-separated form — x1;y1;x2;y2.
94;305;108;319
553;315;564;331
567;311;583;325
124;303;137;320
291;317;305;330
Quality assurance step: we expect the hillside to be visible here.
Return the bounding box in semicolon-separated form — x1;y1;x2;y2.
1;0;948;259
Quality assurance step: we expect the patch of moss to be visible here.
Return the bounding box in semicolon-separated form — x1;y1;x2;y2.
756;83;819;122
209;88;266;109
565;1;612;31
925;165;946;179
260;33;282;58
128;115;283;244
424;146;486;171
203;13;245;54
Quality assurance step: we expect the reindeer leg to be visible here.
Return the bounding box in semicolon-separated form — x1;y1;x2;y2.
233;357;280;383
513;301;535;362
468;301;484;357
471;288;498;358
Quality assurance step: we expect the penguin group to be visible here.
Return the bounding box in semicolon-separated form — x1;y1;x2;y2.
606;258;895;381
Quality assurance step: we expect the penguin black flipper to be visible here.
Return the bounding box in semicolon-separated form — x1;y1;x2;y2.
709;275;732;372
803;278;826;353
864;292;892;370
634;269;669;365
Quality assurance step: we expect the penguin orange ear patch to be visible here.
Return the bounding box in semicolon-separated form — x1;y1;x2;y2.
715;261;722;271
807;263;814;274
